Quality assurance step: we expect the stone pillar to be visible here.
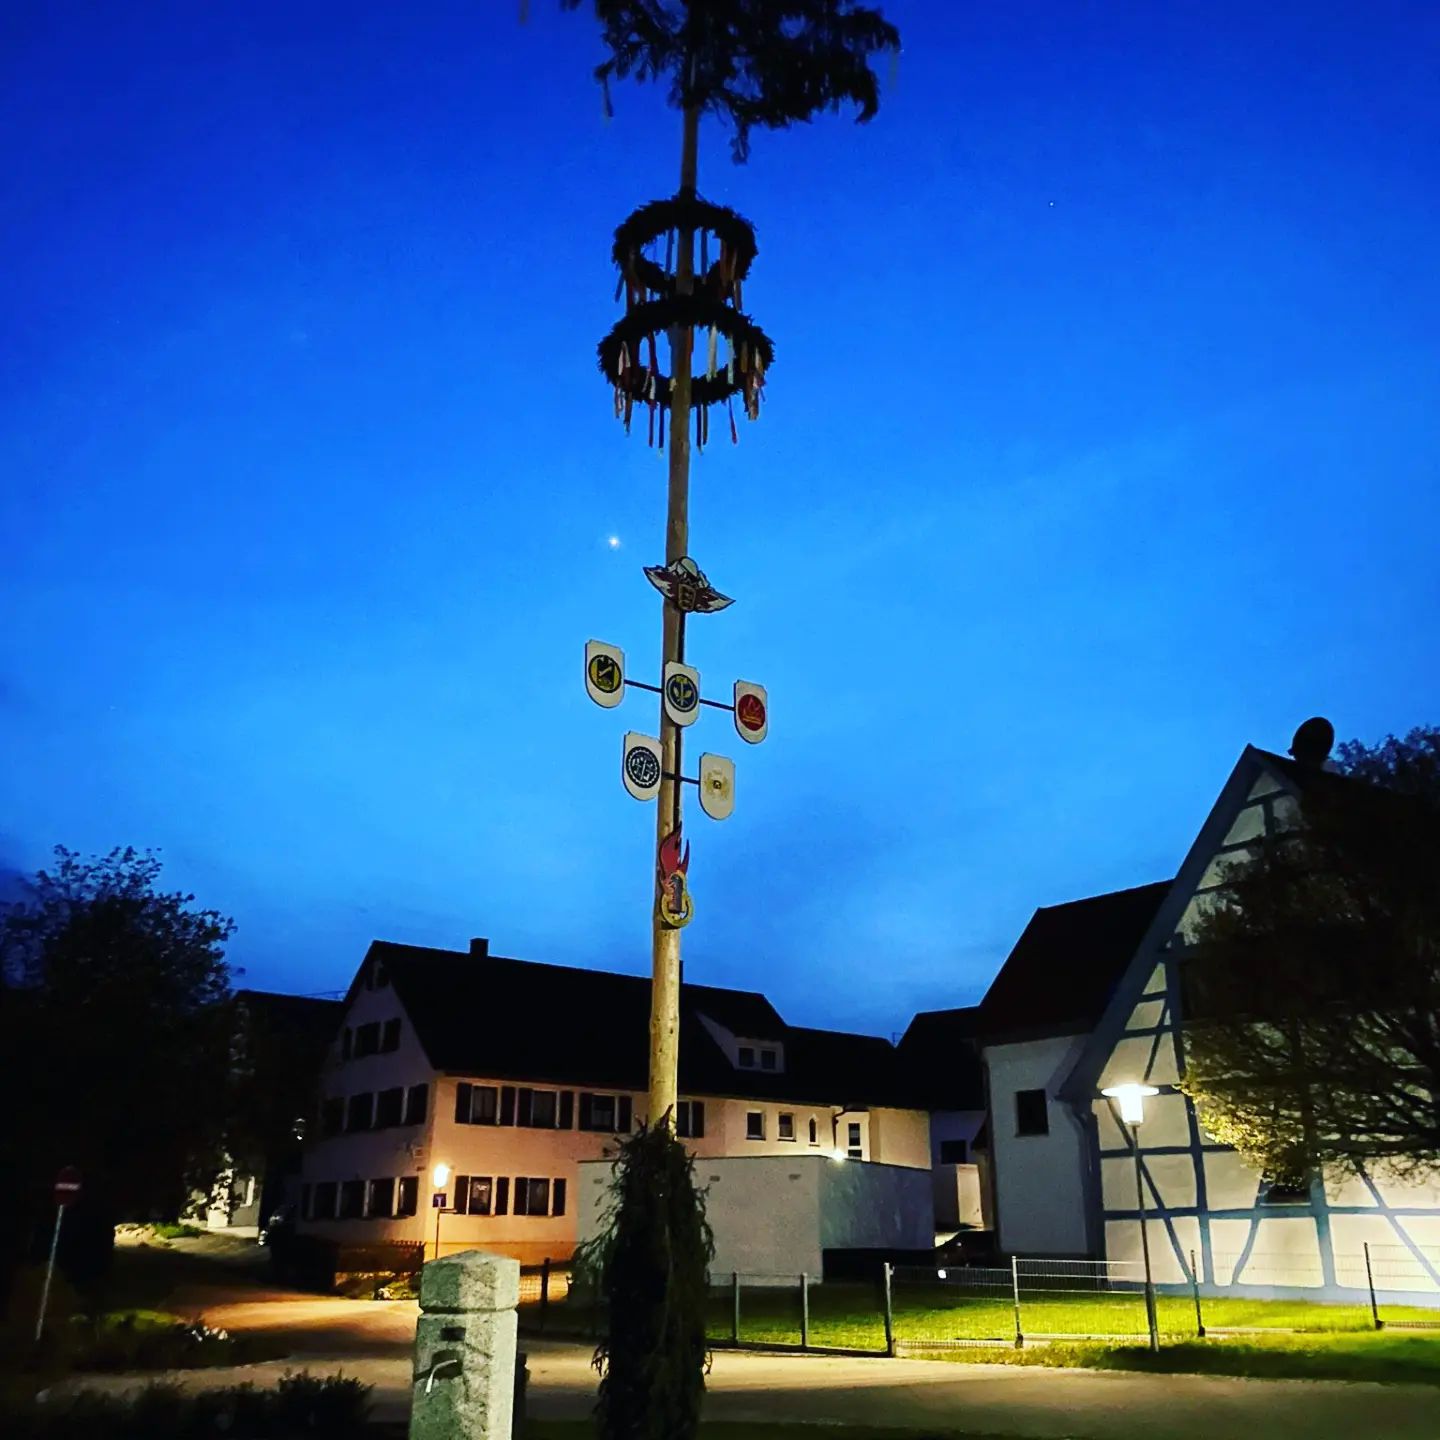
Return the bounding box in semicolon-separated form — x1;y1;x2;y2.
410;1248;519;1440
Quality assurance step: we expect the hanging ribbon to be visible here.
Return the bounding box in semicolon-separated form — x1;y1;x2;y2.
728;396;739;444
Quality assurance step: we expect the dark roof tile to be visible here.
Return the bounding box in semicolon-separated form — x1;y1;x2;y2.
978;881;1172;1041
372;941;910;1109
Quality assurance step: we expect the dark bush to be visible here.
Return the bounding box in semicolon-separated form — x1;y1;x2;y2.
6;1374;371;1438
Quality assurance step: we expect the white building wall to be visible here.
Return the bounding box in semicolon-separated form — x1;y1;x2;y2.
986;1034;1091;1255
577;1155;933;1280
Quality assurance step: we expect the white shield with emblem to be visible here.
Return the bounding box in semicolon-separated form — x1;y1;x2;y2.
663;661;702;728
621;732;663;801
698;753;735;821
585;640;626;708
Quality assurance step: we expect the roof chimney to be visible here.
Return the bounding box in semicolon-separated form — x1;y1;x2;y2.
469;936;489;958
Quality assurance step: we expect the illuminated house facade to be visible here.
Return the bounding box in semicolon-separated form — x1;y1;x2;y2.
298;939;932;1267
908;741;1438;1304
1064;744;1440;1301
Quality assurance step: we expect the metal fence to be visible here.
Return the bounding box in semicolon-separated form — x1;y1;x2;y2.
891;1244;1440;1353
522;1245;1440;1353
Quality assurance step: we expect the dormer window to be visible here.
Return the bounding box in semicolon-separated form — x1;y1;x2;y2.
738;1046;756;1068
760;1049;777;1071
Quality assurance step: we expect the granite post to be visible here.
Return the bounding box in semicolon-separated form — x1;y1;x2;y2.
410;1249;520;1440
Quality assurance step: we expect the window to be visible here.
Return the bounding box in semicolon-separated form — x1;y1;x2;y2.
514;1178;551;1216
456;1083;499;1125
584;1094;615;1131
464;1177;494;1215
397;1177;419;1217
380;1018;402;1053
515;1087;566;1128
404;1084;429;1126
320;1098;344;1138
847;1122;863;1159
738;1046;756;1068
1015;1089;1049;1136
579;1093;633;1133
346;1093;374;1132
808;1117;818;1145
676;1100;706;1139
778;1113;795;1141
1262;1173;1312;1206
760;1049;777;1071
367;1178;395;1218
375;1087;404;1128
338;1180;365;1219
372;958;389;988
939;1140;968;1164
354;1022;381;1058
746;1111;765;1140
313;1181;338;1219
341;1028;353;1060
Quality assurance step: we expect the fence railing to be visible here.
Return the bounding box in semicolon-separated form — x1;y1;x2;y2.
520;1245;1440;1354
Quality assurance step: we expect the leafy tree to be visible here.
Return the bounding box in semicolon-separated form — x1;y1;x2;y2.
1179;728;1440;1184
0;847;235;1300
577;1125;715;1440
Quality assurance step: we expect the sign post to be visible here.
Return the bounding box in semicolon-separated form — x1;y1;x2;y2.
36;1166;82;1343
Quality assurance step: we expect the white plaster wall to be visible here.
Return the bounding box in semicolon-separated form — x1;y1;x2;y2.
933;1164;985;1230
986;1035;1091;1255
300;982;438;1250
578;1155;933;1279
868;1106;931;1169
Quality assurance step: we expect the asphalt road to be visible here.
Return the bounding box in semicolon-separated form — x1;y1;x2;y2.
51;1289;1440;1440
52;1242;1440;1439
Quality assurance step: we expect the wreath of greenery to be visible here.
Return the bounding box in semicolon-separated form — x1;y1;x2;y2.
598;293;774;408
612;196;758;297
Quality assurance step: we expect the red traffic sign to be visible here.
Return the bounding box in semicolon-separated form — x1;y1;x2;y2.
54;1166;83;1207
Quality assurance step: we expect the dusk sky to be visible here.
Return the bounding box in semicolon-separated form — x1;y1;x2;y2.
3;1;1438;1036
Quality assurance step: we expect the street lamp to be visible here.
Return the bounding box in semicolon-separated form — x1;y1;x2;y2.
1102;1083;1160;1352
431;1163;451;1263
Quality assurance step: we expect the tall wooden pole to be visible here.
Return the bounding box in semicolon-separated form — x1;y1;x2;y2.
648;101;701;1132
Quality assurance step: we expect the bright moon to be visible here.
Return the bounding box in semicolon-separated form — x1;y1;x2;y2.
607;536;621;549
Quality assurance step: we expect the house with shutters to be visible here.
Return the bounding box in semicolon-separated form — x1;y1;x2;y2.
298;937;932;1267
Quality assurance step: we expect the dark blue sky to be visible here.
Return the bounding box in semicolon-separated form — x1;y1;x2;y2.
3;1;1437;1035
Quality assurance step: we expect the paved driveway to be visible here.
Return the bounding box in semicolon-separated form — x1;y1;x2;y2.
51;1332;1440;1439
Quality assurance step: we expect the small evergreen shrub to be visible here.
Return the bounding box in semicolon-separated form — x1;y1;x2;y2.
578;1124;715;1440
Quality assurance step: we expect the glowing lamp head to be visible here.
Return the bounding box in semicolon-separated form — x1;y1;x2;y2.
432;1162;451;1189
1101;1083;1159;1126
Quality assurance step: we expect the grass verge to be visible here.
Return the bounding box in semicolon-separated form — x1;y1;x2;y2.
905;1330;1440;1385
529;1426;1094;1440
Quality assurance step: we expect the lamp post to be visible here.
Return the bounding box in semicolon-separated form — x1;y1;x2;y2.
1102;1083;1160;1352
431;1162;451;1263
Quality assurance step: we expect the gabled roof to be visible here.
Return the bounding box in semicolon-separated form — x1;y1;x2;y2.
370;940;913;1109
978;881;1173;1044
897;1006;986;1110
1058;743;1311;1104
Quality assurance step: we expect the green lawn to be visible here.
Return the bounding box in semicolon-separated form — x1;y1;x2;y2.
538;1279;1439;1353
933;1330;1440;1387
529;1426;1089;1440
